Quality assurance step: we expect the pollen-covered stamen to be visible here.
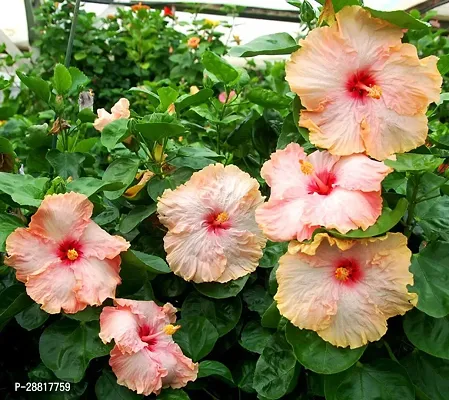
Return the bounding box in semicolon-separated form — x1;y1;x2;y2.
299;160;314;175
66;248;78;261
355;82;382;99
335;267;350;281
301;159;333;195
215;212;229;224
163;324;181;335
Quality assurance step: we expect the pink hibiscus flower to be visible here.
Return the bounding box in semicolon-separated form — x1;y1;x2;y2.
157;163;266;283
286;6;442;160
93;98;130;132
5;193;129;314
255;143;391;242
275;232;415;348
99;299;198;395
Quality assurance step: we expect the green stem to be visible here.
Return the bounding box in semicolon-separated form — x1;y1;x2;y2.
383;341;399;363
404;175;421;238
64;0;81;68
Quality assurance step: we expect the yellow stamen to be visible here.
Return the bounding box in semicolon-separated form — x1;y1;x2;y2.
163;324;181;335
215;212;229;224
299;160;314;175
67;249;78;261
367;85;382;99
335;267;350;281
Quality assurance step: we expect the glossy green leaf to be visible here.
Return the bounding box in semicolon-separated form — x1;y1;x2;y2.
415;197;449;241
239;320;272;354
157;87;179;111
69;67;89;93
243;285;272;316
135;122;185;142
175;89;214;112
198;360;235;386
15;302;49;331
128;87;160;107
39;319;111;382
259;241;287;269
67;177;123;198
384;153;443;172
102;157;140;200
156;388;190;399
53;64;72;95
438;55;449;76
181;292;242;336
173;316;219;361
119;204;157;234
64;306;101;322
365;8;429;30
229;33;299;57
101;119;129;151
46;150;85;179
0;173;48;207
247;88;291;110
121;249;170;275
202;51;238;84
17;71;50;103
94;207;119;226
73;137;98;153
233;359;257;393
404;309;449;360
0;137;14;154
408;241;449;317
253;332;298;399
0;213;24;251
77;108;97;123
261;302;282;329
0;284;33;329
286;323;365;374
194;275;249;299
95;369;141;400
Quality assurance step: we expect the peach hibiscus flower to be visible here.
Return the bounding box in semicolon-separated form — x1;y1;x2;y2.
93;98;130;132
5;193;129;314
187;37;201;49
276;232;415;348
99;299;198;395
286;6;442;160
157;163;266;283
256;143;391;242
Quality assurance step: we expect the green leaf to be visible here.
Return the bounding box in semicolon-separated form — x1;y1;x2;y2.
285;323;365;374
175;89;214;112
277;113;303;150
73;137;98;153
95;369;141;400
404;309;449;360
242;285;272;316
384;153;443;172
229;33;299;57
157;87;179;111
415;197;449;241
78;108;97;123
15;302;49;331
136;122;185;142
64;306;101;322
438;55;449;76
401;350;449;400
233;359;256;393
409;241;449;317
198;360;235;386
94;207;119;226
69;67;89;93
365;8;429;30
247;88;291;110
0;137;14;154
17;71;50;103
53;64;72;95
67;177;124;198
253;332;298;399
129;87;160;107
119;204;157;234
173;316;219;361
0;213;24;251
261;302;282;329
121;249;170;275
239;320;272;354
328;198;408;239
101;119;129;151
202;51;238;84
0;284;33;329
117;260;148;297
46;150;85;180
324;359;414;400
259;241;287;269
194;275;249;299
0;173;49;207
39;319;111;382
27;123;51;148
102;157;140;200
181;292;242;337
156;388;190;399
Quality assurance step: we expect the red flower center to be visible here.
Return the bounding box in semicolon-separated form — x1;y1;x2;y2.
205;211;231;233
57;239;82;263
346;69;382;102
139;325;158;348
307;170;336;195
334;258;362;285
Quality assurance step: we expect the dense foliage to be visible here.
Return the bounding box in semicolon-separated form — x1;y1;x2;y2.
1;0;449;399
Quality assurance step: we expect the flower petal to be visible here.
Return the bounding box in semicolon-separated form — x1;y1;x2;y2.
79;221;129;260
28;193;93;242
99;306;146;354
332;154;391;192
109;346;165;396
26;262;85;314
93;109;114;132
5;228;57;282
73;256;121;306
111;98;130;118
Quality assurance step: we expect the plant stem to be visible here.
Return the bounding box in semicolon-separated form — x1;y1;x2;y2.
64;0;82;68
404;174;421;238
383;341;399;363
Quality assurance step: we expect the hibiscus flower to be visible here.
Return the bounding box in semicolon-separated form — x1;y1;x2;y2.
93;98;130;132
256;143;391;242
99;299;198;395
5;192;129;314
275;232;415;348
286;6;442;160
157;163;266;283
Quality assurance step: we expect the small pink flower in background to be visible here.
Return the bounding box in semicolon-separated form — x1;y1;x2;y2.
218;90;236;104
256;143;391;242
157;163;266;283
93;98;130;132
99;299;198;395
5;193;129;314
275;232;415;348
286;6;442;160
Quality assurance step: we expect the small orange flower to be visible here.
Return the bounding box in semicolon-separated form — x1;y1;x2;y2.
233;35;241;45
131;2;150;12
107;14;116;20
187;37;201;49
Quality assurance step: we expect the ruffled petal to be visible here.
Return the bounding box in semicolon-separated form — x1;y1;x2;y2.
28;193;93;242
109;347;165;396
163;229;226;283
79;221;129;260
25;262;85;314
5;228;58;282
111;98;131;118
332;154;391;192
93;109;115;132
99;306;146;354
73;256;121;306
